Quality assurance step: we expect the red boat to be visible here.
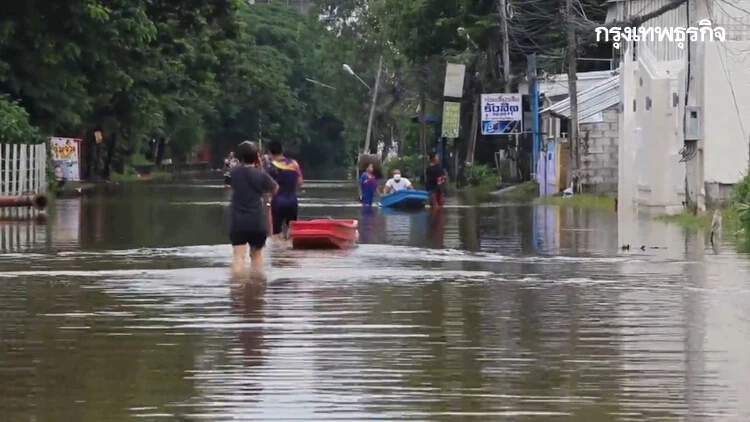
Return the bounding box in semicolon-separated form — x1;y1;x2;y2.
289;219;359;249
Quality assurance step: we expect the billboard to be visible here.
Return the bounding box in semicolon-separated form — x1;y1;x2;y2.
443;63;466;98
441;101;460;138
50;137;81;182
481;93;522;135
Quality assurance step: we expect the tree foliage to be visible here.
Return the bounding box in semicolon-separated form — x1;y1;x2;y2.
0;0;354;177
313;0;610;170
0;0;614;178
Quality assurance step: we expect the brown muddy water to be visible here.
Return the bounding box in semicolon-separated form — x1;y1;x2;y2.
1;177;750;421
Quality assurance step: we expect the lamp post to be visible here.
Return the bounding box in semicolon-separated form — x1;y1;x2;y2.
456;27;483;186
343;58;383;154
305;78;336;91
342;64;372;92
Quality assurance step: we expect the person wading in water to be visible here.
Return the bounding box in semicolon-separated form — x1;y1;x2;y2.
265;140;303;240
358;163;378;207
425;152;446;208
228;142;278;276
223;151;239;187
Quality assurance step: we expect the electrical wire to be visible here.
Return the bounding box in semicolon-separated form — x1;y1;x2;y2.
708;5;749;142
678;3;748;162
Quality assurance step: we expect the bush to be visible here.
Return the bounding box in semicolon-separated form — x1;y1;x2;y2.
732;173;750;237
465;163;498;187
0;95;43;144
383;154;421;179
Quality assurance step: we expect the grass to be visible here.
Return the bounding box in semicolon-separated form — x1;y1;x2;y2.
655;207;741;234
501;181;540;202
461;181;498;200
110;170;172;183
537;193;616;210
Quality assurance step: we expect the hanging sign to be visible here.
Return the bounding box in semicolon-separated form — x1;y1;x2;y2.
443;63;466;98
441;102;461;138
481;93;523;135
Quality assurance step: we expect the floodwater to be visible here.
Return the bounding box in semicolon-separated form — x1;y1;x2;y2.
1;177;750;421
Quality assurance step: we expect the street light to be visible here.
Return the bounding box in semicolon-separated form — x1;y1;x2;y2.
342;64;372;92
457;27;478;49
342;59;383;155
305;78;336;91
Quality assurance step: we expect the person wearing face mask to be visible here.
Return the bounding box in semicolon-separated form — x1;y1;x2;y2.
383;169;413;194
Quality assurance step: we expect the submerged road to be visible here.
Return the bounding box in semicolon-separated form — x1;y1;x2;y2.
1;178;750;421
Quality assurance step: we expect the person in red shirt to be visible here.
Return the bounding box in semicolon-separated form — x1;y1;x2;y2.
424;152;446;207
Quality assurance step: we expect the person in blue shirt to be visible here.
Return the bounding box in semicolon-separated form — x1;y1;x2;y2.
358;163;378;207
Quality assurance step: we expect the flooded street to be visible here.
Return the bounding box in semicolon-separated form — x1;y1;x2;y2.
2;177;750;421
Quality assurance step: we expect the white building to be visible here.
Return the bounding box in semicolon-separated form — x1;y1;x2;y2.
608;0;750;212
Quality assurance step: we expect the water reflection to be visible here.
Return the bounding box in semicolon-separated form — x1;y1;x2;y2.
53;198;82;248
230;279;266;367
358;207;379;244
427;208;445;248
0;220;47;253
533;205;559;253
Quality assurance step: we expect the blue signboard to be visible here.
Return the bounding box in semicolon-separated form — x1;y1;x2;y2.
480;93;523;135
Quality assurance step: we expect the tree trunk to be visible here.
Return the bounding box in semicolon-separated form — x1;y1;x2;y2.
102;132;117;180
419;67;427;185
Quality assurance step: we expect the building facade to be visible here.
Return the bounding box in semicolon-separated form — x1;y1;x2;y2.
608;0;750;211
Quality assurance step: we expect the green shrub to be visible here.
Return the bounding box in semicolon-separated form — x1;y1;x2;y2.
129;153;152;166
465;163;498;187
0;95;43;144
383;154;421;179
732;173;750;237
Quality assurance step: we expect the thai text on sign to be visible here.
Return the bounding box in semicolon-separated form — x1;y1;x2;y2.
441;102;460;138
481;94;522;121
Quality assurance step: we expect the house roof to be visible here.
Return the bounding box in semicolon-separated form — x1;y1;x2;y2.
518;70;616;98
541;76;620;124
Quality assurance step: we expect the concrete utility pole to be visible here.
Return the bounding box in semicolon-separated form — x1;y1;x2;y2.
364;55;383;154
565;0;580;192
683;0;702;215
499;0;512;92
419;78;427;182
528;54;540;186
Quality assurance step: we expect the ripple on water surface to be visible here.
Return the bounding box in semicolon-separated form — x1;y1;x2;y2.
3;240;750;421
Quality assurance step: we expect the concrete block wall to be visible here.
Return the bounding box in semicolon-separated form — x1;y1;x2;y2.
580;107;619;193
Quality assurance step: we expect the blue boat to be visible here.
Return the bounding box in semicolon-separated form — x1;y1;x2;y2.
379;189;429;209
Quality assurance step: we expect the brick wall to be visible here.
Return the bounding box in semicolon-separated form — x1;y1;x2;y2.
579;106;619;193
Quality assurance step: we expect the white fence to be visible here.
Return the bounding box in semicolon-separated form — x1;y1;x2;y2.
0;142;48;219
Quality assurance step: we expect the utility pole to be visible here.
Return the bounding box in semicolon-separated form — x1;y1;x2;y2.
499;0;512;92
565;0;580;192
419;66;427;183
528;54;540;186
364;55;383;154
683;0;702;215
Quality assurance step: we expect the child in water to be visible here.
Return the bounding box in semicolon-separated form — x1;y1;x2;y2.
228;142;279;276
358;163;378;207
